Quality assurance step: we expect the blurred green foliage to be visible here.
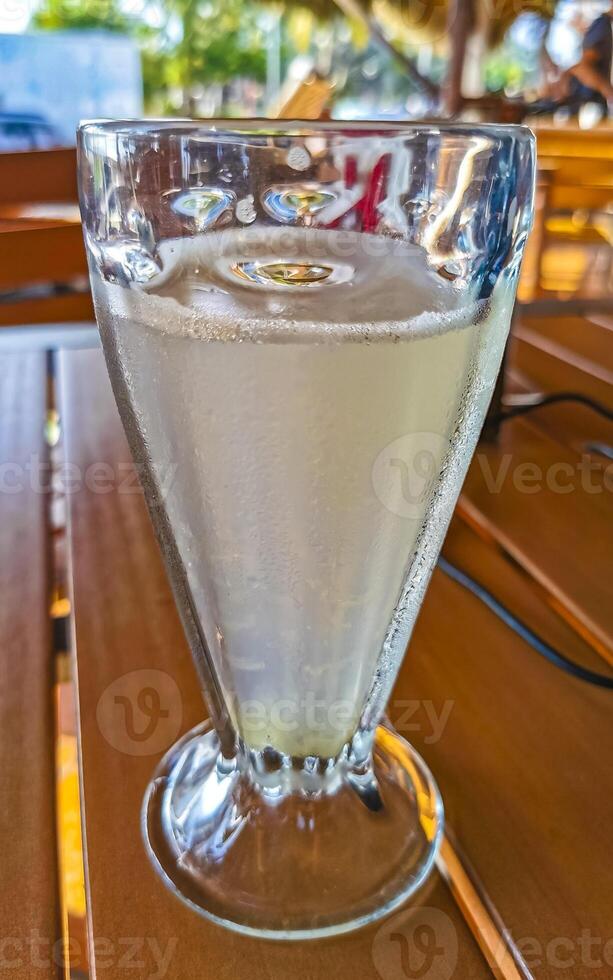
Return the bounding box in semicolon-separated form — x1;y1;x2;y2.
32;0;557;112
33;0;268;112
34;0;133;31
145;0;267;111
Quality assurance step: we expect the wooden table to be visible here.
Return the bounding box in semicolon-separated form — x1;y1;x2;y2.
0;353;58;979
2;307;612;979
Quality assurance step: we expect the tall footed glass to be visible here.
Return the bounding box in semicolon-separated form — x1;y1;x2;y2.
78;120;534;939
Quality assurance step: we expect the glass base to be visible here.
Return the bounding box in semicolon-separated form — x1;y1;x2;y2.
142;720;443;940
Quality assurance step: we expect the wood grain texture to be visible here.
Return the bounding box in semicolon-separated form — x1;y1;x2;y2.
0;353;58;977
61;348;489;979
0;148;78;207
518;315;613;376
506;311;613;460
399;518;613;980
510;329;613;411
460;418;613;656
506;366;613;459
0;225;88;289
0;292;94;329
533;125;613;159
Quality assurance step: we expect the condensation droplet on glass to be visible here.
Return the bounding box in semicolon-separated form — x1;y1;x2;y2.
236;194;257;224
231;260;334;287
170;187;235;229
436;263;460;282
261;184;336;224
507;197;518;234
405;198;429;216
126;209;155;253
459;205;477;225
96;240;162;285
286;145;311;172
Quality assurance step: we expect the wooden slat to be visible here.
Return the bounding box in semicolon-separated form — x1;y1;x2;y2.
0;148;77;206
534;125;613;158
506;368;613;460
0;225;88;289
548;185;613;212
0;291;94;329
61;349;489;979
441;518;607;675
461;419;613;657
588;312;613;331
398;518;613;980
0;353;58;977
510;329;613;411
0;205;81;225
523;129;613;298
513;326;613;392
506;312;613;455
517;176;549;303
537;159;613;184
0;217;68;233
518;314;613;375
0;148;89;326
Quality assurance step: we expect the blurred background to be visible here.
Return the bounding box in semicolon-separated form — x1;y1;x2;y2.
0;0;611;135
0;0;612;312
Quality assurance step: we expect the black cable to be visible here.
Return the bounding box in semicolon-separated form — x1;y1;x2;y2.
449;387;613;688
437;555;613;690
492;391;613;426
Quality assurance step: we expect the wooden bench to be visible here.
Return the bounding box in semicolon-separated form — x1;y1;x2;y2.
0;149;93;327
519;126;613;301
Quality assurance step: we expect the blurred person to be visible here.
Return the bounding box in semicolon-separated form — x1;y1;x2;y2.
546;2;613;111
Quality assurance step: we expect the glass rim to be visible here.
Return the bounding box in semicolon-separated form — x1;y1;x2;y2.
78;116;535;144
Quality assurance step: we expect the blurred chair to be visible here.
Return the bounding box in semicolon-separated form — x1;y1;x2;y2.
0;147;93;327
275;71;334;120
519;124;613;302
